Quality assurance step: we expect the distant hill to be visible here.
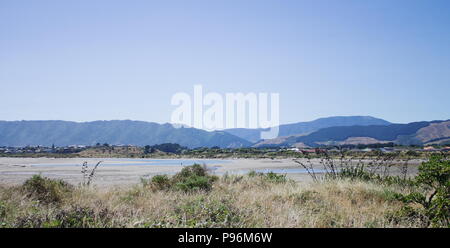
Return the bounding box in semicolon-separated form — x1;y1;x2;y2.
225;116;391;143
0;120;251;148
2;118;447;149
256;120;450;147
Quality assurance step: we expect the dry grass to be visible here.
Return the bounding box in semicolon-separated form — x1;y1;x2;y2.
0;172;425;228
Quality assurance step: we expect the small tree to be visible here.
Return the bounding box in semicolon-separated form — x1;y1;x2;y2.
144;145;151;154
395;155;449;227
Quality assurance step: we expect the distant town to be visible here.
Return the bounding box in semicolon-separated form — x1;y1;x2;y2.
1;142;449;158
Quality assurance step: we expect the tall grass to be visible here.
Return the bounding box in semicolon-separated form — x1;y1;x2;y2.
0;166;427;228
295;153;449;227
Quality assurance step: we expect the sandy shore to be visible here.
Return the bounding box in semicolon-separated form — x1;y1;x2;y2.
0;157;422;187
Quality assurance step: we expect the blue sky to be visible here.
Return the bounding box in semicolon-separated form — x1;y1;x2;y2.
1;0;449;126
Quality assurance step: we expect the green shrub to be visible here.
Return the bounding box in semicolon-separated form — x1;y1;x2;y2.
264;172;287;183
147;164;218;192
151;175;172;190
50;205;112;228
337;167;375;181
386;205;429;227
14;205;113;228
13;213;47;228
247;171;287;183
21;175;73;205
337;167;415;187
174;175;213;192
174;196;242;227
393;155;449;227
247;170;258;177
172;164;218;192
173;164;208;180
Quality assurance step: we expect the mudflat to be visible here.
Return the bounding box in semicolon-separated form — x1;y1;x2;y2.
0;157;422;187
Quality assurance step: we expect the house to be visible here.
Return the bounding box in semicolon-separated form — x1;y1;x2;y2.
287;147;300;152
423;146;437;151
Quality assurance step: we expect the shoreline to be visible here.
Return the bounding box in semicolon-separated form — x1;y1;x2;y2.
0;157;422;187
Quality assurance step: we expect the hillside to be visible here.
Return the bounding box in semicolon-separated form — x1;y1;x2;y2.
1;118;448;149
257;120;450;147
0;120;251;148
414;121;450;144
225;116;391;143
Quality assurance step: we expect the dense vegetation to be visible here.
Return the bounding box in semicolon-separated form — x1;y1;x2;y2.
144;143;187;154
318;154;449;227
0;156;448;228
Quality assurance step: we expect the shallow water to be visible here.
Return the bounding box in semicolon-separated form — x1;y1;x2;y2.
27;158;327;175
225;168;329;175
140;167;329;177
29;158;231;167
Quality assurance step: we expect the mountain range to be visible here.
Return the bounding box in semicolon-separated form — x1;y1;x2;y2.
0;116;449;148
224;116;391;143
0;120;251;148
253;120;450;148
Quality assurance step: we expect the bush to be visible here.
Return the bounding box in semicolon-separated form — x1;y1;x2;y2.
264;172;288;183
150;175;171;190
247;170;258;177
247;171;287;183
147;164;218;192
337;167;415;188
50;205;112;228
14;205;113;228
337;167;375;181
386;205;429;227
174;175;213;192
173;164;208;179
172;164;218;192
393;155;449;227
21;175;73;205
173;196;242;227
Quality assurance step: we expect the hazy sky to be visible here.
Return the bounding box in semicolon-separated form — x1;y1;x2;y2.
1;0;449;126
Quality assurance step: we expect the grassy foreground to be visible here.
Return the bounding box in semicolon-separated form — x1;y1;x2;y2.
0;173;439;228
1;155;449;228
